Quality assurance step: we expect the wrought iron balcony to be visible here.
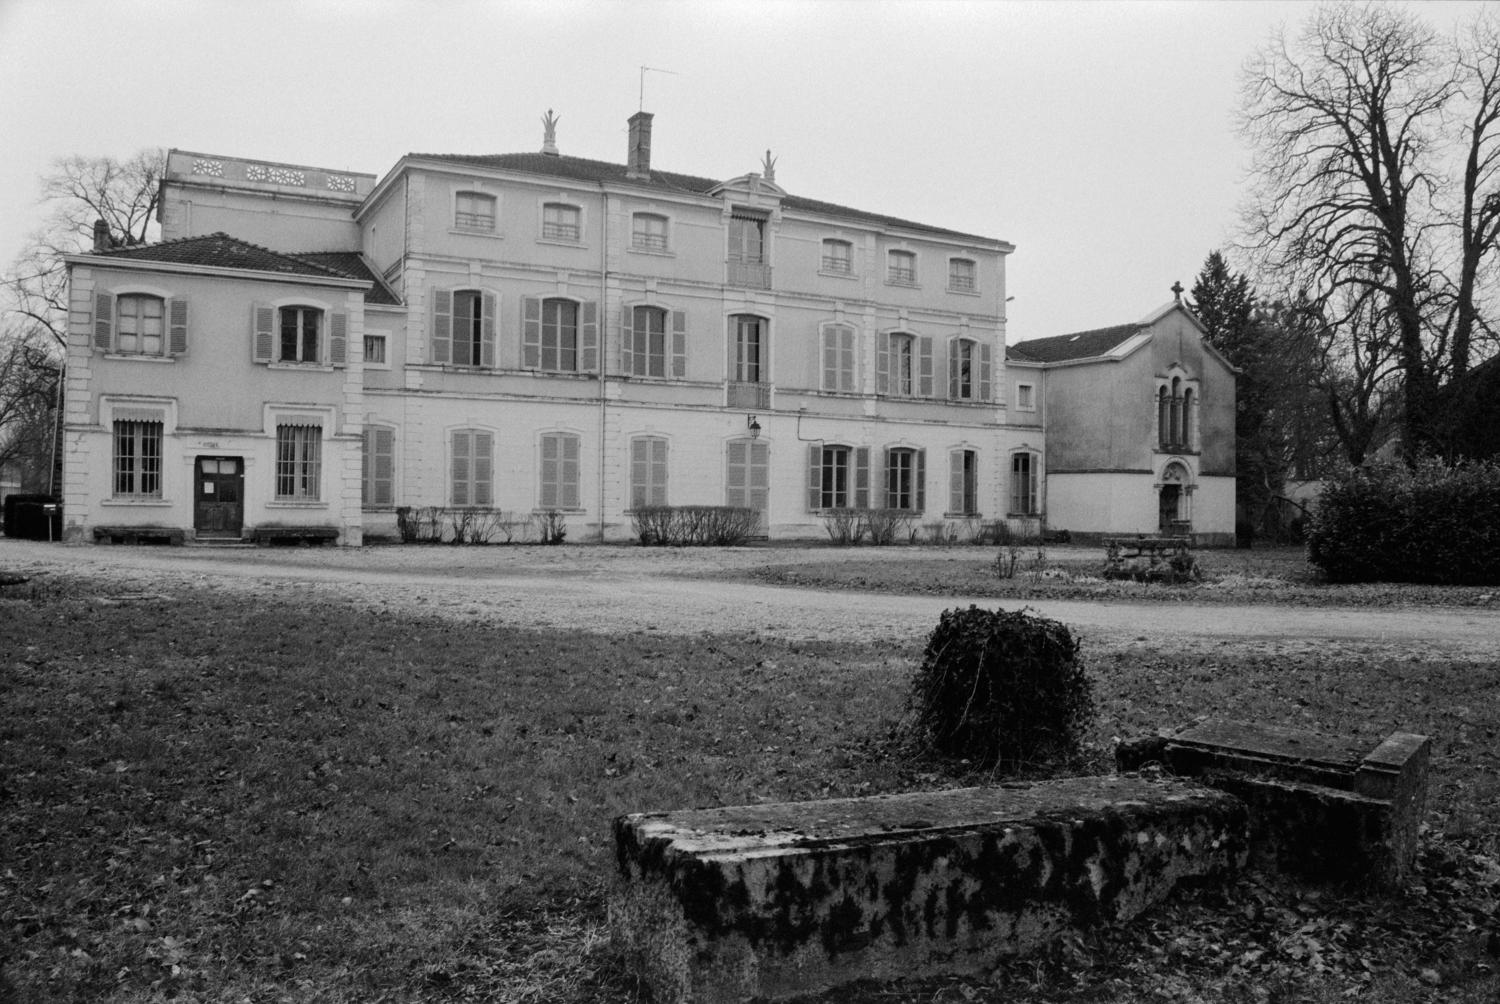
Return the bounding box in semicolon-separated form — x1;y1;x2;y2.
727;259;772;289
727;382;772;409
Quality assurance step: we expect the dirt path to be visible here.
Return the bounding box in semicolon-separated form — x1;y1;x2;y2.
4;539;1496;658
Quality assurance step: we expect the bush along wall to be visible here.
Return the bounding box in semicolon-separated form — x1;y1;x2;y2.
906;606;1095;772
1307;458;1500;585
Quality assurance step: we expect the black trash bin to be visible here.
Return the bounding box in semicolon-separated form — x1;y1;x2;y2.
2;494;62;541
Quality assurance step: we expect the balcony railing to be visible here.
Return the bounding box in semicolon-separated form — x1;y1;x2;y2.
454;211;494;231
888;266;917;286
727;381;772;409
542;222;581;241
632;232;668;251
727;259;772;289
821;255;852;274
948;274;976;292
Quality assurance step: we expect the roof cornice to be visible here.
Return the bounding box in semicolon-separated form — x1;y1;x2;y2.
64;253;370;290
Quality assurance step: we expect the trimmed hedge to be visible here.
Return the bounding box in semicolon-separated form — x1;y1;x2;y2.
906;606;1094;771
1306;458;1500;584
632;505;757;546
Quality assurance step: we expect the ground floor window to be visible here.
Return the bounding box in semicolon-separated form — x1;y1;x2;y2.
113;420;162;498
363;426;395;506
726;439;769;530
275;424;321;500
808;444;869;510
1010;451;1039;515
885;447;925;511
630;436;668;508
949;449;979;515
450;428;493;507
540;432;581;509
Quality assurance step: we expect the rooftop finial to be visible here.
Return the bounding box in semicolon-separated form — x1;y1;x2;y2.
1171;280;1184;304
762;149;777;183
541;109;560;156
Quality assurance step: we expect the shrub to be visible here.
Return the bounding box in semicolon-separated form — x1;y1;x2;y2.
632;505;757;546
862;508;915;546
820;508;863;545
1307;458;1500;584
906;606;1094;771
539;510;567;545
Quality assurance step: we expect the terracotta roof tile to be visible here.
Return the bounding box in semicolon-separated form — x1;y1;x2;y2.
291;251;402;305
1007;323;1145;363
94;233;348;280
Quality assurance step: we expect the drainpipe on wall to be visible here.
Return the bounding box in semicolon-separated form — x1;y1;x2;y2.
598;187;609;542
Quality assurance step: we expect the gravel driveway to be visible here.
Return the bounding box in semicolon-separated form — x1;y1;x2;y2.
3;539;1496;657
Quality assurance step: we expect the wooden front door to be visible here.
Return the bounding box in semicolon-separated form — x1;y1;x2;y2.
195;456;244;537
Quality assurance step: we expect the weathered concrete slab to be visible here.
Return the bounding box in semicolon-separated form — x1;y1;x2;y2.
610;775;1247;1004
1117;719;1430;886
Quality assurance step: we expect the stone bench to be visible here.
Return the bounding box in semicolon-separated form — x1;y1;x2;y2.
250;525;339;546
611;775;1247;1004
1104;534;1191;559
1116;719;1430;887
93;525;185;546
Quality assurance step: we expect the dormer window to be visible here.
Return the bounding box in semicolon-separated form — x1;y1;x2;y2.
948;258;977;293
821;239;852;275
888;250;917;286
542;203;581;242
455;191;495;232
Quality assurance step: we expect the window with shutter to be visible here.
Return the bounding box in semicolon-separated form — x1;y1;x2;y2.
809;444;856;510
115;295;165;355
452;291;485;366
1010;452;1038;515
629;436;669;508
886;447;925;511
540;432;582;509
540;299;579;372
541;203;581;242
629;307;667;377
949;449;979;516
822;324;856;393
363;426;395;507
450;429;492;507
726;439;769;533
277;307;321;364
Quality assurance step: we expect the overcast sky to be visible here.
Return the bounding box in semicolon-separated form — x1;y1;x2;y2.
0;0;1489;341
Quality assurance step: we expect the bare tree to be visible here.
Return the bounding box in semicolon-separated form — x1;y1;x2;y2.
1239;4;1500;458
0;325;61;492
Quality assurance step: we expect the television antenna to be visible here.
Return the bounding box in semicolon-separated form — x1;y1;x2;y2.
639;66;678;111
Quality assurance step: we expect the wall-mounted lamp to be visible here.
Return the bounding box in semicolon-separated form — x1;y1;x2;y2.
747;415;762;439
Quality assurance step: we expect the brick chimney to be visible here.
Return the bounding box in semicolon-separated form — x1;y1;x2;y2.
627;111;653;180
92;219;112;252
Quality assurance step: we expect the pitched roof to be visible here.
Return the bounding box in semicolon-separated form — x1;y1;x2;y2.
93;232;350;280
291;251;402;305
408;151;996;242
1007;323;1146;363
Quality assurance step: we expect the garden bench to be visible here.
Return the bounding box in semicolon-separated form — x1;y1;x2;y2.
92;526;185;546
611;775;1248;1003
1103;534;1191;559
250;525;339;546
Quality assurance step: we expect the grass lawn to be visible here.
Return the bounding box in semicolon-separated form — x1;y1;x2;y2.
2;564;1497;1002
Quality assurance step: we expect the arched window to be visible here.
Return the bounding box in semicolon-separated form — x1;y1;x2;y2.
1182;388;1194;448
1169;377;1182;446
454;192;495;232
542;202;581;242
1157;386;1170;448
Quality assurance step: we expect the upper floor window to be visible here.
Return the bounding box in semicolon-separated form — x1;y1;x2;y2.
113;420;162;498
1015;382;1035;411
821;324;857;393
888;250;917;286
628;306;667;378
730;314;765;384
542;299;578;371
431;289;496;367
1158;376;1195;450
878;331;933;397
92;292;188;357
948;337;991;401
279;307;321;364
948;258;977;293
522;297;598;373
632;213;669;251
821;239;853;275
455;191;496;232
542;203;581;242
116;295;164;355
729;212;767;263
363;333;387;365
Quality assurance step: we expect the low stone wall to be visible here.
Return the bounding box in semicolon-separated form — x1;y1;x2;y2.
611;776;1248;1004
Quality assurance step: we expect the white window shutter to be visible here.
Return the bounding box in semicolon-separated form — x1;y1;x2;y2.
807;444;822;511
373;427;395;506
650;437;668;505
630;439;647;508
168;298;189;356
915;449;927;512
949;451;965;515
562;434;581;508
671;310;687;378
523;297;542;369
481;292;498;368
252;304;275;363
431;290;452;365
875;331;890;394
329;311;347;366
822;327;836;391
979;343;992;401
580;301;599;373
948;340;960;399
726;439;747;506
452;431;472;507
748;441;769;524
621;307;635;376
474;431;494;506
854;447;870;509
918;337;934;397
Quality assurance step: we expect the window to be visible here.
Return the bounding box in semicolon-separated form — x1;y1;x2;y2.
1011;452;1038;515
726;439;769;532
542;202;581;242
821;324;856;393
886;447;925;511
279;307;320;363
455;191;495;231
729;212;766;263
363;333;387;365
628;306;667;377
275;424;321;501
1016;383;1035;411
116;295;164;355
632;213;668;251
450;428;493;507
891;334;915;395
522;297;597;373
113;420;162;498
731;314;764;383
808;444;869;510
432;290;496;367
888;250;917;286
878;332;932;396
1182;388;1194;448
1158;386;1171;448
453;291;486;367
821;239;852;275
362;426;395;506
949;449;978;516
1159;377;1194;449
540;432;581;509
948;258;977;292
629;437;668;508
947;337;991;401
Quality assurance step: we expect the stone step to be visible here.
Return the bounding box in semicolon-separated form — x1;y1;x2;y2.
611;775;1247;1004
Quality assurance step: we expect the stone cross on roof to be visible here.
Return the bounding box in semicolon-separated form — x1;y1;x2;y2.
1172;280;1184;303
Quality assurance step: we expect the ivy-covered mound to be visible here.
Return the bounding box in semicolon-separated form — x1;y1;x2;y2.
1307;458;1500;585
907;606;1095;771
